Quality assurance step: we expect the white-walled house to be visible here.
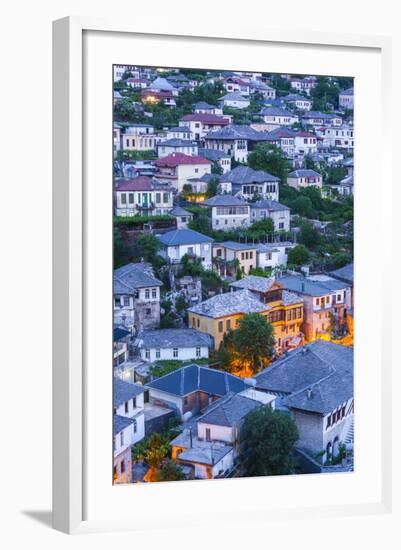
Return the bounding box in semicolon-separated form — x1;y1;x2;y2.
339;88;354;110
169;206;193;229
256;242;295;270
258;107;299;130
155;153;212;193
203;195;250;231
219;166;280;202
137;328;213;362
114;263;163;332
250;199;291;231
287;169;323;189
192;101;223;115
293;132;318;155
317;125;354;150
166;126;192;140
198;148;232;174
114;177;174;216
157;228;214;270
157;139;198;158
219;92;250;109
113;377;146;484
283;94;313;111
179;113;230;140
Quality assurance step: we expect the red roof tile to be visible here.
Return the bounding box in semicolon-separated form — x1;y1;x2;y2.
155;153;211;167
114;177;153;191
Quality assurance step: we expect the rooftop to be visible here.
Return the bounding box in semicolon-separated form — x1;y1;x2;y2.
328;263;354;284
220;166;279;184
158;228;213;246
259;107;297;117
250;199;290;211
114;414;135;435
114;263;163;294
137;328;213;349
215;240;257;251
288;169;322;178
197;392;262;427
205;124;271;141
230;275;276;293
155;153;211;167
114;377;144;408
198;148;231;161
188;289;269;318
147;364;248;397
203;194;249;207
278;273;349;297
219;92;249;102
169;205;193;217
180;113;230;125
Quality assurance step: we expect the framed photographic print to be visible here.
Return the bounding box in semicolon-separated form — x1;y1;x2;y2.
53;17;393;535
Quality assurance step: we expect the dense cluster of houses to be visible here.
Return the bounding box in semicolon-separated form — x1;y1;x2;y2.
112;66;354;483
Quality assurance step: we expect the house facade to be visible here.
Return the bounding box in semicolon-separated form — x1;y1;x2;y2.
137;328;213;362
287;169;323;190
219;166;280;201
179;114;230;140
114;263;163;332
155;153;212;192
250;199;291;231
256;242;295;270
212;241;258;278
156;139;198;158
258;107;299;130
157;228;214;270
114;177;174;216
219;92;250;109
203;195;250;231
339;88;354;110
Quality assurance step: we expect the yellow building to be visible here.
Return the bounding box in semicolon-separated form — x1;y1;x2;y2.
188;276;304;355
212;241;257;279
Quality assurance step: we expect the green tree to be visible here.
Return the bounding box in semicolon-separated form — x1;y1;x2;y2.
155;460;185;482
298;221;321;248
287;244;310;267
291;196;316;218
137;233;160;262
247;143;291;184
233;313;275;374
246;217;274;239
238;406;298;476
144;433;170;470
206;177;220;198
114;227;131;268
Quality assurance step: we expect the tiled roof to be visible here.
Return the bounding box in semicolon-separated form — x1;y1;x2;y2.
219;166;279;184
137;328;213;349
180;114;230;124
259;107;297;117
114;176;153;191
177;442;233;466
219;92;249;102
158;228;213;246
230;275;276;293
216;241;257;251
203;194;249;207
169;206;193;217
278;273;348;297
288;170;321;178
114;263;163;294
155;153;211;167
114;414;135;435
197;392;261;427
198;148;230;161
114;377;144;407
147;364;248;397
188;289;269;318
192;101;216;109
250;199;290;211
255;340;353;408
157;139;197;147
205;124;271;141
113;326;130;341
150;77;176;91
329;263;354;284
340;87;354;96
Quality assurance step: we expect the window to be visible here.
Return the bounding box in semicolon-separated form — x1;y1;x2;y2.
218;321;223;333
197;318;200;328
155;193;161;203
123;296;130;306
145;349;150;360
152;288;157;299
115;297;121;307
205;428;211;442
173;348;178;358
124;401;129;414
121;193;127;204
326;414;331;429
121;459;125;473
145;289;150;299
163;192;169;203
146;308;151;315
196;346;201;358
128;193;134;204
156;349;161;359
120;431;124;446
226;319;231;331
132;398;136;409
133;419;137;434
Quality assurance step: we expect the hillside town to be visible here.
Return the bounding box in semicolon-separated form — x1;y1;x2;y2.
112;65;354;484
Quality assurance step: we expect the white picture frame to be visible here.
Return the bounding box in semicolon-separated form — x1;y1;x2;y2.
52;16;394;535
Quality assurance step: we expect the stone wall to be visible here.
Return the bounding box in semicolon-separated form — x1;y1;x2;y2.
114;447;132;484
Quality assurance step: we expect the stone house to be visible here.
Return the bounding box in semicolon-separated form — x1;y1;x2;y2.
178;113;230;140
114;263;163;333
219;166;280;201
287;169;323;190
136;328;213;362
114;177;174;216
154;152;212;193
249;199;290;231
212;241;258;278
157;228;214;270
202;194;250;231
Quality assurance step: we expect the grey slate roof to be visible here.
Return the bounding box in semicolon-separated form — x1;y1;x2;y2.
277;273;349;297
288;169;321;178
113;326;130;341
216;240;257;251
259;107;296;117
192;101;215;110
250;199;290;211
114;378;144;407
219;166;279;184
147;364;248;397
178;443;232;466
203;194;249;207
256;241;294;252
114;414;135;435
168;126;191;133
188;289;269;318
204;124;271;141
158;139;197;147
328;263;354;284
197;392;261;427
198;148;230;161
169;206;193;217
219;92;249;102
114;263;163;294
137;328;213;349
255;340;353;410
230;275;276;293
340;87;354;96
158;228;213;246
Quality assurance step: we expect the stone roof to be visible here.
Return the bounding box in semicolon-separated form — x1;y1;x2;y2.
188;289;269;318
216;240;257;251
255;340;353;409
193;101;216;110
250;199;290;211
328;263;354;284
288;169;321;178
256;241;294;252
198;148;231;161
259;107;297;117
197;392;261;427
114;377;144;407
147;364;248;397
219;92;249;102
157;139;197;147
137;328;213;349
230;275;276;293
169;205;193;217
114;414;135;435
155;153;210;167
278;273;349;297
203;194;249;207
113;326;130;341
340;87;354;96
114;263;163;294
204;124;271;141
150;77;176;91
177;441;233;466
158;228;213;246
219;166;279;184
